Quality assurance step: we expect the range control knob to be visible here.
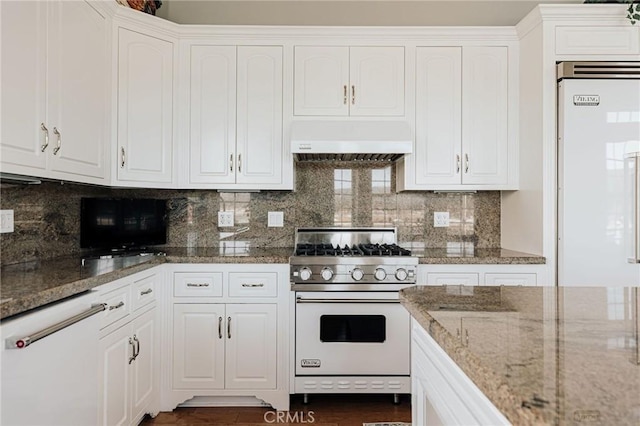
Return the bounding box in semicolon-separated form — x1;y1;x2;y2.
374;268;387;281
395;268;409;281
321;267;334;281
351;268;364;281
299;267;312;281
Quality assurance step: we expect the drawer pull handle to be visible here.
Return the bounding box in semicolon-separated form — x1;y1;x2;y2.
241;283;264;288
109;301;124;310
140;288;153;296
186;283;209;287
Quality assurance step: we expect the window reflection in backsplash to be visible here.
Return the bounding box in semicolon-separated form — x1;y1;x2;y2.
0;162;501;265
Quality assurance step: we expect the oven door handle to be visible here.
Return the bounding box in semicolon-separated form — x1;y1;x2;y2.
296;297;400;304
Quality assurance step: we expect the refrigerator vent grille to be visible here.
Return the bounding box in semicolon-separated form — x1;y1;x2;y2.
558;62;640;80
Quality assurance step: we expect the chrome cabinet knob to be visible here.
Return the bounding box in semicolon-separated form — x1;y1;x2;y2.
299;267;312;281
321;267;334;281
351;268;364;281
395;268;409;281
374;268;387;281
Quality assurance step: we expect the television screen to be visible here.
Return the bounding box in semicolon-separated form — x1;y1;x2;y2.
80;198;167;250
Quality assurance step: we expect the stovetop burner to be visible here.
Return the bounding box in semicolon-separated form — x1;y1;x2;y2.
294;243;411;257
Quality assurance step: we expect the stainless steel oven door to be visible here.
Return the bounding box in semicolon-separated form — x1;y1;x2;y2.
295;292;410;376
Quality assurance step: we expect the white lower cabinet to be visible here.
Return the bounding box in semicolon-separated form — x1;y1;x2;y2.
411;318;509;425
418;264;545;287
173;303;277;391
98;269;161;426
164;264;289;412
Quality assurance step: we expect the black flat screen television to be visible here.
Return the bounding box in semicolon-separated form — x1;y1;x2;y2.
80;198;167;250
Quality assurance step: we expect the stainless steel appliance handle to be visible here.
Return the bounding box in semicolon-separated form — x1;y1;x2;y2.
5;303;106;349
296;297;400;304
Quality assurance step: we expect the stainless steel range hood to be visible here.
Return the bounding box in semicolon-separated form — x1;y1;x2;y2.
291;121;412;162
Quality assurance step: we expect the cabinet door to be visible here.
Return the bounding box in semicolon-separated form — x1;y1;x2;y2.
188;45;236;184
173;304;225;390
130;308;157;424
117;28;173;184
293;46;349;116
47;0;108;182
0;0;48;173
461;47;508;185
484;273;537;286
235;46;283;185
349;47;405;116
225;304;277;390
414;47;462;186
99;324;132;426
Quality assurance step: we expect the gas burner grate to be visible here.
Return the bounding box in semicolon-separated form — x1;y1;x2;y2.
294;243;411;257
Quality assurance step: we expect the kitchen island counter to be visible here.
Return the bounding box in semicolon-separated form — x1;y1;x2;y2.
0;247;292;320
400;285;640;425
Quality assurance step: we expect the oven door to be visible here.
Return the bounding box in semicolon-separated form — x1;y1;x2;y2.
295;292;410;376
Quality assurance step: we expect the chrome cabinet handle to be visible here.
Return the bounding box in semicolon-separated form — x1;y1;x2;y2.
133;334;140;360
465;153;469;173
343;85;347;105
40;123;49;152
128;337;136;364
109;301;124;310
241;283;264;288
218;316;223;339
456;154;461;174
227;316;231;339
230;154;233;172
351;85;355;105
52;127;61;155
140;288;153;296
121;147;125;168
238;153;242;173
186;282;209;287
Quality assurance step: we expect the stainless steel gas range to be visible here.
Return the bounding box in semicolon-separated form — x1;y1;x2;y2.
290;228;418;402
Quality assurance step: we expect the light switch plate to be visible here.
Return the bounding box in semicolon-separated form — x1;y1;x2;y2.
434;211;450;227
0;210;14;233
218;211;234;227
268;211;284;227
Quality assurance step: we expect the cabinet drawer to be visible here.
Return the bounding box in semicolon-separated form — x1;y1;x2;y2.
174;273;223;297
131;273;158;311
425;273;479;286
484;273;536;286
99;285;131;329
228;272;278;298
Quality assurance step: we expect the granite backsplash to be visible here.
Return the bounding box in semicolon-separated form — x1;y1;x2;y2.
0;162;500;265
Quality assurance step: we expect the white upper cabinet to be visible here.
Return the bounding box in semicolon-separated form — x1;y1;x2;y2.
186;45;284;189
0;0;109;183
402;45;514;190
116;28;174;186
462;47;509;185
294;46;404;116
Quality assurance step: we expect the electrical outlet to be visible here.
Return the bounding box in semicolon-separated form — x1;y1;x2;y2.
268;211;284;227
434;211;450;228
217;211;234;227
0;210;14;233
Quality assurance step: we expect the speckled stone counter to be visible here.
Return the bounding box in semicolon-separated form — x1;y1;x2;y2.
0;247;292;320
413;248;545;264
400;285;640;426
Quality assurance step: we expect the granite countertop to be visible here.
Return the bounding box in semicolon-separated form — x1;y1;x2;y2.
413;247;545;264
0;246;543;320
0;247;292;320
400;285;640;426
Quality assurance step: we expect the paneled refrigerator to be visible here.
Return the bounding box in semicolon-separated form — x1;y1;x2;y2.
557;62;640;287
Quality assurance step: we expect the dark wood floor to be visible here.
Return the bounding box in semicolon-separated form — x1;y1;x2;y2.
142;394;412;426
